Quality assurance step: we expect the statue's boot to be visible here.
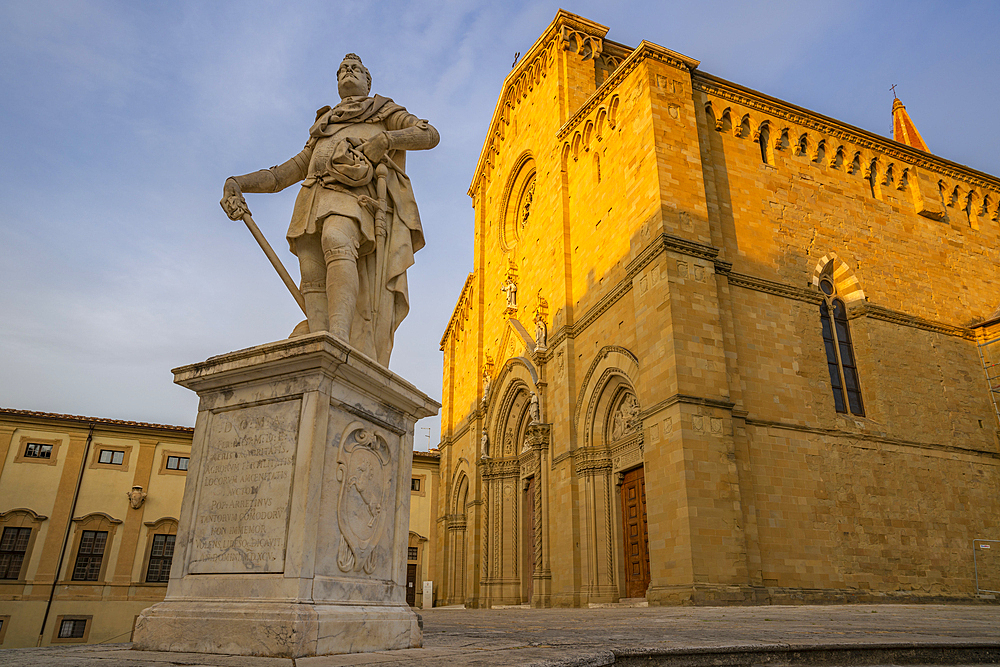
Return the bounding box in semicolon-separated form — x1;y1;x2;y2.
326;255;358;344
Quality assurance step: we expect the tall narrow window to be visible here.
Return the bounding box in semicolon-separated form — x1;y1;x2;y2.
72;530;108;581
758;125;770;164
819;277;864;416
145;534;175;583
0;527;31;579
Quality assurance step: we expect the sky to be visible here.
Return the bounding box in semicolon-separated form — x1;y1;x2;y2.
1;1;998;450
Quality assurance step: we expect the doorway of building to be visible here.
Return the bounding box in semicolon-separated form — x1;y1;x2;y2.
620;466;650;598
523;476;535;603
406;563;417;606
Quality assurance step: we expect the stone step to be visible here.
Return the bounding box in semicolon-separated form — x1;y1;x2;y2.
588;597;649;608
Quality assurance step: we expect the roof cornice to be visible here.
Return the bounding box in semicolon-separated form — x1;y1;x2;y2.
558;40;698;141
467;10;610;198
694;72;1000;192
440;272;476;350
0;407;193;434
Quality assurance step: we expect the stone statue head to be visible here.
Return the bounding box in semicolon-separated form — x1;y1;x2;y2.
338;53;371;99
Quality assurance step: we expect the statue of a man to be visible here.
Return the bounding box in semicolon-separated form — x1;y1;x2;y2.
501;277;517;309
534;314;547;349
529;392;540;424
220;53;439;366
482;369;492;406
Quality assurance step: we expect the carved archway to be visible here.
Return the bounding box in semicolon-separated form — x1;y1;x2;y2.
575;345;639;447
574;349;645;604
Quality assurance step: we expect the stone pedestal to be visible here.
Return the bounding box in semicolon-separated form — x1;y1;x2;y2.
132;333;439;657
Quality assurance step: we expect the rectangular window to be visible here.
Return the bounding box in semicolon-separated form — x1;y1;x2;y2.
24;443;52;459
0;527;30;579
58;618;87;639
71;530;107;581
407;546;419;561
165;456;189;471
411;478;420;492
98;449;125;465
145;534;176;583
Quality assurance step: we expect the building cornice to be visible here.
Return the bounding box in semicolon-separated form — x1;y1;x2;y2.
440;272;475;350
468;10;610;198
0;407;193;434
557;40;699;141
747;417;1000;462
694;72;1000;193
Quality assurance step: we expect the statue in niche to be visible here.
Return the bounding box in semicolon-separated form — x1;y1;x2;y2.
529;392;541;424
518;177;535;233
611;393;640;441
220;53;439;367
480;428;490;458
534;314;547;348
482;369;492;406
501;276;517;309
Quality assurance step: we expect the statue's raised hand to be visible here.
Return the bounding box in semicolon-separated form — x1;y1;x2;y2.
220;177;251;220
361;132;389;166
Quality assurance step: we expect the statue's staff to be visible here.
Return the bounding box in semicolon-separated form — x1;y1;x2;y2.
222;192;307;316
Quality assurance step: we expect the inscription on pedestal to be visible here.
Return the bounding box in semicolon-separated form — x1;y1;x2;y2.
189;400;300;573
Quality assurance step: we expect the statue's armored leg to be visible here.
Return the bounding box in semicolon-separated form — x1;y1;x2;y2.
296;236;328;333
321;216;362;343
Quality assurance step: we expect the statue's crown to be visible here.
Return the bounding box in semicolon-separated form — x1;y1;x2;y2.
343;53;363;65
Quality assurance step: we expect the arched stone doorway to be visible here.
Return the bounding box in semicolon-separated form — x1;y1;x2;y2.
576;347;647;603
481;380;532;606
445;472;469;605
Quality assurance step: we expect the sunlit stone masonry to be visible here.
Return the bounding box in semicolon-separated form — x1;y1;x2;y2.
434;10;1000;609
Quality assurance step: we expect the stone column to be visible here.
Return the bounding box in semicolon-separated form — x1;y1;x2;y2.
132;333;439;657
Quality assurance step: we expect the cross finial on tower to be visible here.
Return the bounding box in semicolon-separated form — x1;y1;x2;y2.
891;89;929;152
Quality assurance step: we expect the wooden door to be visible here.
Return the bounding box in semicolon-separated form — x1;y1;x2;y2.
524;476;535;602
406;563;417;606
621;466;650;598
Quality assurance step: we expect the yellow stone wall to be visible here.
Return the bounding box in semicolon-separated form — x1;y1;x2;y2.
435;11;1000;608
409;450;440;607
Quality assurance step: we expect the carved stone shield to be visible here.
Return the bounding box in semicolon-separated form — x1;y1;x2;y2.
336;421;391;574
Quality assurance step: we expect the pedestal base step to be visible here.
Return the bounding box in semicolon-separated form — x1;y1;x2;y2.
132;600;421;658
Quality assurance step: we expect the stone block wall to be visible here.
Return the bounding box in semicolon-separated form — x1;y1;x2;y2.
434;10;1000;608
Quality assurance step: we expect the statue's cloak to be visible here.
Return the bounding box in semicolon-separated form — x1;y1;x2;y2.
286;95;425;366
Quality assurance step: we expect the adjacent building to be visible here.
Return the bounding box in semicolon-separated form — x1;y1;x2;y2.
408;449;441;608
0;408;192;647
0;408;440;647
435;11;1000;608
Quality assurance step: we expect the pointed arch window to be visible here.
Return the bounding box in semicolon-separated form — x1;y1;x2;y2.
819;277;864;416
757;124;771;165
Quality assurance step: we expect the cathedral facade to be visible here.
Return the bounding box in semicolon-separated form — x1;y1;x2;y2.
435;11;1000;607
